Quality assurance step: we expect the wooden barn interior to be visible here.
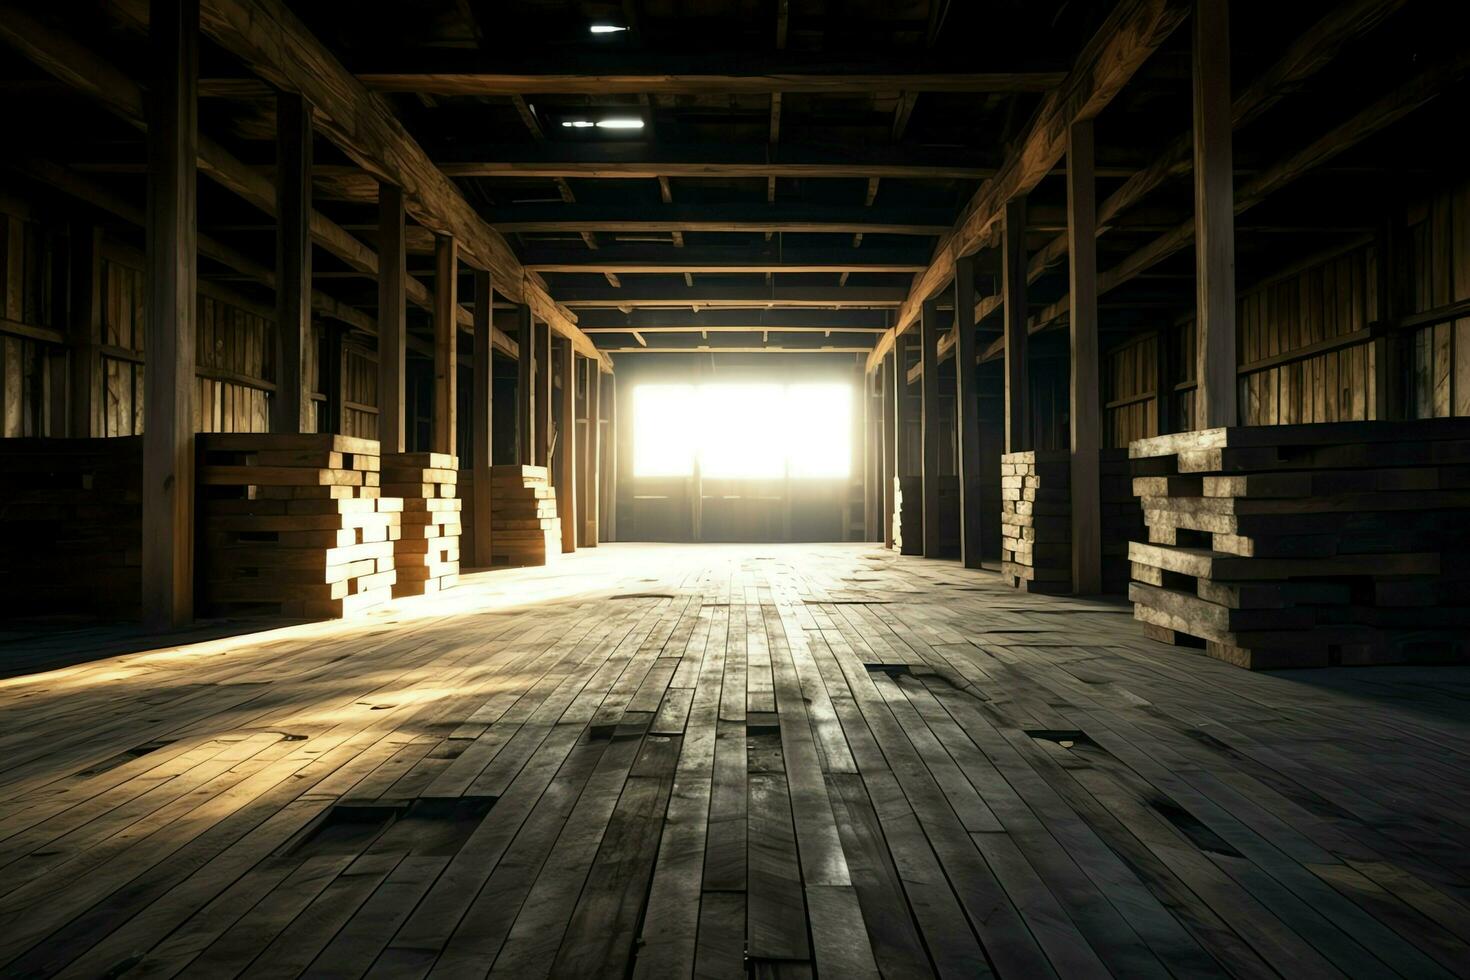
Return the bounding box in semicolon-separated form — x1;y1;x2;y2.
1;0;1469;975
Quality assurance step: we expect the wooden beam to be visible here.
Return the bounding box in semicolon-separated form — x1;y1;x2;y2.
471;268;493;567
272;90;311;433
525;260;928;274
1193;0;1238;431
919;298;941;559
1067;119;1102;594
953;255;982;568
322;322;343;433
185;0;608;367
536;320;552;467
433;234;458;455
584;359;601;548
488;205;951;237
581;325;888;335
865;0;1189;373
556;287;906;309
142;0;197;630
352;68;1066;97
67;225;102;438
516;303;534;465
882;349;896;549
1020;0;1408;295
378;183;407;452
556;343;577;554
1002;197;1029;453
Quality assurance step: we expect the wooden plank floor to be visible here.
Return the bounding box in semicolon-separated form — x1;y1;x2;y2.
1;542;1468;978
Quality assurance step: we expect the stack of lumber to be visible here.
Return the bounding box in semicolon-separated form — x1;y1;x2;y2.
382;452;461;596
1101;448;1146;593
1128;420;1470;668
489;464;561;567
0;438;142;619
198;433;398;619
1000;450;1071;594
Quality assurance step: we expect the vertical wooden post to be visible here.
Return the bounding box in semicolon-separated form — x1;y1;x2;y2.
953;255;983;568
585;360;601;547
860;359;876;541
142;0;197;630
377;183;407;452
919;298;941;558
68;224;102;437
536;321;552;467
272;91;311;433
322;323;343;434
515;303;533;464
556;343;577;553
1003;196;1029;452
603;372;617;542
471;269;494;567
881;351;896;549
1068;118;1103;594
1193;0;1238;430
432;234;457;455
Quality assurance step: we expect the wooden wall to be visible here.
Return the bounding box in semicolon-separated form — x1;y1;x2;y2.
1407;179;1470;418
0;198;351;442
1103;175;1470;445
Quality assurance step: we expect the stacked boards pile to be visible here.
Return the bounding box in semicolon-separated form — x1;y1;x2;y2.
1000;450;1071;594
1128;420;1470;668
1101;448;1146;593
198;434;399;618
381;453;461;596
489;464;561;567
0;438;142;619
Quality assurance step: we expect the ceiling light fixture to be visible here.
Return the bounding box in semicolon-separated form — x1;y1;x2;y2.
595;118;644;129
589;24;628;34
561;120;595;128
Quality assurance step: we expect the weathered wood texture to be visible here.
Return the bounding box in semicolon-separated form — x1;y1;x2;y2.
382;451;462;596
198;433;399;617
2;542;1468;976
1128;419;1470;666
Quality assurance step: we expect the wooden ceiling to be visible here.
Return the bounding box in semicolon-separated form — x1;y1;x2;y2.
2;0;1465;360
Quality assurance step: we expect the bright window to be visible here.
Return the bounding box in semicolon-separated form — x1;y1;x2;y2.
632;382;851;479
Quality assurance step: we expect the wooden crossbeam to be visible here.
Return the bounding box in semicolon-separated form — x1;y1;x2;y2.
556;287;906;309
488;204;952;237
178;0;610;369
865;0;1190;372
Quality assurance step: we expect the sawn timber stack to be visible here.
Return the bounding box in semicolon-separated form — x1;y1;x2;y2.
1127;419;1470;668
489;464;562;567
197;434;399;618
382;452;462;596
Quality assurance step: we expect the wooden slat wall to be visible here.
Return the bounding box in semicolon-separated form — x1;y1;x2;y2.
1;211;66;439
342;344;380;438
1408;177;1470;418
1238;244;1376;427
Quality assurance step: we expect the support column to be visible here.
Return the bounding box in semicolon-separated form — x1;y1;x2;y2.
432;234;457;455
1373;210;1406;421
68;225;101;437
881;350;896;549
1003;196;1029;452
142;0;197;630
556;343;577;554
861;360;877;541
1068;118;1102;594
377;183;407;452
536;320;552;467
1193;0;1237;429
272;91;311;433
953;255;983;569
1155;326;1176;435
515;302;533;464
603;372;617;542
584;361;600;547
919;298;941;558
471;268;493;568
